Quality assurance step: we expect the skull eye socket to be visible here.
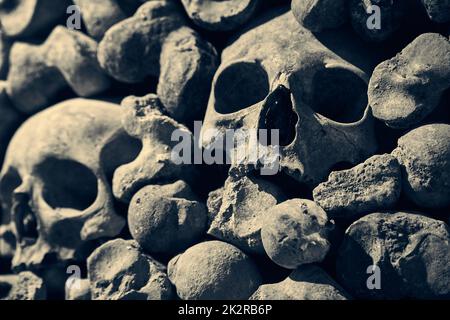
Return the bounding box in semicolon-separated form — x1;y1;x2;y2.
310;68;368;123
214;61;269;114
36;159;98;211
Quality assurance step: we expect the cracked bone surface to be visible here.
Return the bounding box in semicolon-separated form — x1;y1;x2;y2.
313;154;402;219
97;0;186;83
292;0;347;32
128;180;207;254
369;33;450;129
392;124;450;209
168;240;262;300
207;174;286;254
112;94;197;203
0;271;46;300
201;10;377;187
337;212;450;299
181;0;259;32
261;199;333;269
250;265;350;300
0;99;132;270
0;0;70;38
6;26;111;114
87;239;174;300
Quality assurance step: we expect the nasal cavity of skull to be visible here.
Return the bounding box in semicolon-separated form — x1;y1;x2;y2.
259;85;298;146
100;132;142;184
36;158;98;211
214;62;269;114
311;68;368;123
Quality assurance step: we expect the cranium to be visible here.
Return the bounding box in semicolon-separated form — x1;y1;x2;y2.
201;10;377;187
0;98;140;270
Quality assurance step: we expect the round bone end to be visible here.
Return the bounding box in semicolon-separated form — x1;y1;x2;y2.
261;199;333;269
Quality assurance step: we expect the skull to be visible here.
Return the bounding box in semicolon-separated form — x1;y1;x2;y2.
0;98;140;270
201;10;378;187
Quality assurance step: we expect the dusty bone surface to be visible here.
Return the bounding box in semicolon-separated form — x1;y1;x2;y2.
0;0;71;38
157;26;219;124
207;174;286;254
369;33;450;129
261;199;334;269
392;124;450;209
181;0;259;32
0;0;449;302
337;212;450;299
73;0;143;40
0;271;46;300
313;154;402;219
250;265;350;300
87;239;174;300
112;94;198;203
168;240;262;300
128;180;207;254
291;0;348;32
98;0;186;83
6;26;111;114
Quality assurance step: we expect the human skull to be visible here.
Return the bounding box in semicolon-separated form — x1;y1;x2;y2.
201;10;378;186
0;98;140;270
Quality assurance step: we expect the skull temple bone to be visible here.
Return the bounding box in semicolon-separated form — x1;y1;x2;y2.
201;11;378;187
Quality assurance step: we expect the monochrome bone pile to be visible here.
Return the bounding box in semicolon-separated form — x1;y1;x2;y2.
0;0;449;300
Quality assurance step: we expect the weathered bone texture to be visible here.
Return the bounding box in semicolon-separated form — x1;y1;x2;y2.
421;0;450;23
349;0;406;42
113;94;197;203
201;11;377;187
0;223;15;260
337;212;450;299
0;82;21;166
87;239;174;300
207;175;285;254
73;0;143;40
168;240;262;300
0;26;11;79
158;27;218;123
0;0;70;38
128;180;207;254
98;1;186;83
313;154;401;219
0;271;46;300
250;265;350;300
292;0;347;32
392;124;450;209
65;278;91;300
7;26;111;115
181;0;258;32
0;99;129;271
261;199;333;269
369;33;450;129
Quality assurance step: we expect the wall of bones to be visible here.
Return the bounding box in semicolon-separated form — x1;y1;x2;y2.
0;0;449;300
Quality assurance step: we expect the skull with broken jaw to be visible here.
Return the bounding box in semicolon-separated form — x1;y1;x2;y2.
201;11;378;186
0;98;141;270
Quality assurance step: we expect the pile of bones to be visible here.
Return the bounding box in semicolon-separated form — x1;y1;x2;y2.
0;0;449;300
